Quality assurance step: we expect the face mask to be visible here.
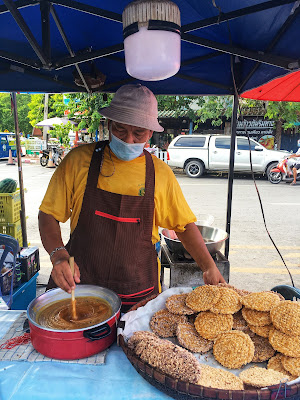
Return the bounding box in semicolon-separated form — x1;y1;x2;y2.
109;130;146;161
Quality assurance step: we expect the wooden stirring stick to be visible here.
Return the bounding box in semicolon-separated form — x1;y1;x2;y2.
69;256;77;320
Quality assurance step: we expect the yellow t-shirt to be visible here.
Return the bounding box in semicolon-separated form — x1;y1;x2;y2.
39;143;196;244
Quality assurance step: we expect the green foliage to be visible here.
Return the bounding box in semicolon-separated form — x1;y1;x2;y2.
194;96;233;128
0;93;32;134
264;101;300;129
1;91;299;142
67;93;113;133
27;94;45;127
156;95;202;121
49;121;74;147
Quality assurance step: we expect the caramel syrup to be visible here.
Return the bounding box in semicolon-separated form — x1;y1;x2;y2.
36;296;113;330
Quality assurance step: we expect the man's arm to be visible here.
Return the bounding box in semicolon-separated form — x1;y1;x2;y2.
288;153;300;159
38;210;80;293
176;222;226;285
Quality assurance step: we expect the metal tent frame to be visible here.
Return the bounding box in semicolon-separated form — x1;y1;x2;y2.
1;0;299;254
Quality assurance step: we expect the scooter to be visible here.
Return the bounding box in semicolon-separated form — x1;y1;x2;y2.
39;147;63;167
268;157;300;184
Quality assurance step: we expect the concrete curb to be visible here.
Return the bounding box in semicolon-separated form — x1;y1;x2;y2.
21;158;39;164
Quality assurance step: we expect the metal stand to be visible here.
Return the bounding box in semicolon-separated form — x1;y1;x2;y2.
161;244;230;288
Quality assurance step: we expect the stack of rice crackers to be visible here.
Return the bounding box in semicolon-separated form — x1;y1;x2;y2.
128;283;300;391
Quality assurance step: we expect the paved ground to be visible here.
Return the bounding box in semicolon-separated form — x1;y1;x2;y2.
0;158;299;294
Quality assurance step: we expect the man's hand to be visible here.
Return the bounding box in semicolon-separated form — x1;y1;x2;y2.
38;211;81;293
51;256;81;293
203;264;226;285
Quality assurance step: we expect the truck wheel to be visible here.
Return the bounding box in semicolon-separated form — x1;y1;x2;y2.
266;162;278;179
185;160;204;178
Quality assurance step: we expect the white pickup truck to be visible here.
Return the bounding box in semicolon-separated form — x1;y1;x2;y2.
167;134;289;178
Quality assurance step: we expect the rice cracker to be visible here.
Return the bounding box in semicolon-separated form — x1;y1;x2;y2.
185;285;221;312
213;331;254;369
239;366;289;388
210;287;242;314
269;327;300;358
194;311;233;340
197;365;244;390
281;355;300;377
165;293;194;315
270;300;300;336
176;322;213;353
241;292;280;311
268;354;298;381
248;323;273;338
150;309;187;337
242;308;271;326
251;334;275;362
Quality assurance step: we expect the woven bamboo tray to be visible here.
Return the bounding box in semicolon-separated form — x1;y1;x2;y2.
118;295;300;400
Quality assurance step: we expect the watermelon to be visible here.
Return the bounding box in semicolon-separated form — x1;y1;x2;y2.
0;178;18;193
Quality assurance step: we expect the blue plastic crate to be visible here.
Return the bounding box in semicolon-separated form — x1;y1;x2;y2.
11;273;38;310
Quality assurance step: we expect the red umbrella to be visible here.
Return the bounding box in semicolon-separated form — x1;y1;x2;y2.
241;71;300;102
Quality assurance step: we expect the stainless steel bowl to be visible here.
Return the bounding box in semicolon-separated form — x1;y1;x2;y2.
161;225;229;257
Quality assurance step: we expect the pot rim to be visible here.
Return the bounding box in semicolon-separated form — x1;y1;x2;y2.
27;284;121;333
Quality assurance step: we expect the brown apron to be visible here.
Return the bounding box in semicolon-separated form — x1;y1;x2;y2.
47;141;159;311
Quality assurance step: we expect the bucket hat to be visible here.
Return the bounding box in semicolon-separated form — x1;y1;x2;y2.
99;84;164;132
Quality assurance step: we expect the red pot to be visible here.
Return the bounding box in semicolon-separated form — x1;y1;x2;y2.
27;285;121;360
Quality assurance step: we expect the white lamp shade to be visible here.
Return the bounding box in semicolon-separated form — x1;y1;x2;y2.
124;26;181;81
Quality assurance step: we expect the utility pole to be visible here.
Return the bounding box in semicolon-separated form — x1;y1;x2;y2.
11;92;28;247
43;93;49;147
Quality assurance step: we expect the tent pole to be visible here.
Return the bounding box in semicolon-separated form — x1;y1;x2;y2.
225;93;238;259
11;92;28;247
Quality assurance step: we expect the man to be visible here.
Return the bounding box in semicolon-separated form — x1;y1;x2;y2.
39;84;225;311
288;147;300;185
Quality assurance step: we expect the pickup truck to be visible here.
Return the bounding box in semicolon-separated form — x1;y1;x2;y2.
167;134;289;178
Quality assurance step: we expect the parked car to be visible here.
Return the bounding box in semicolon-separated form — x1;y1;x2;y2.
167;134;289;178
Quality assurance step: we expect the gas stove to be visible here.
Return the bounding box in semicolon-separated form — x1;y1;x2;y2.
160;244;230;288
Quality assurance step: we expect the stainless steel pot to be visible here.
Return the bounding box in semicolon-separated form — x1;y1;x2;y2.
161;225;229;257
27;285;121;360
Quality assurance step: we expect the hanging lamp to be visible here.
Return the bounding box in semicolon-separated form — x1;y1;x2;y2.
122;0;181;81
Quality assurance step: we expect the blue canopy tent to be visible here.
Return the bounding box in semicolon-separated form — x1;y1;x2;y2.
0;0;299;255
0;0;299;94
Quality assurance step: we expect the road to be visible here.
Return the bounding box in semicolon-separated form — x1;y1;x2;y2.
0;159;299;292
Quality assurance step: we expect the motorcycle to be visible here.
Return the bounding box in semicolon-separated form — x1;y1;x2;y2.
39;147;63;167
268;157;300;184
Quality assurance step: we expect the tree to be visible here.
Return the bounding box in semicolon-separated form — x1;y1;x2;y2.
0;93;32;134
156;95;203;121
264;101;300;149
49;121;74;146
194;96;233;128
27;94;45;127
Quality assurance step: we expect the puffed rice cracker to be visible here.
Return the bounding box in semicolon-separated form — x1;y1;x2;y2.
239;366;289;388
150;309;187;337
213;331;254;369
281;355;300;377
241;292;280;311
269;327;300;358
186;285;221;312
176;322;213;353
270;300;300;336
165;293;194;315
210;287;242;314
194;311;233;340
197;365;244;390
242;307;271;327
